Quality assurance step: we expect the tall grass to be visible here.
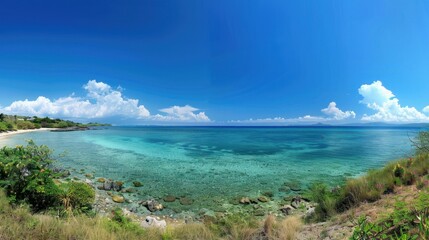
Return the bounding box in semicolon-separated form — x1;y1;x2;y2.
308;153;429;222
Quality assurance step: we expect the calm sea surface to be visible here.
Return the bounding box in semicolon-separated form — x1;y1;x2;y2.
0;126;423;214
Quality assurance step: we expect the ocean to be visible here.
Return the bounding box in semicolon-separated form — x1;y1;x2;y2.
0;126;422;215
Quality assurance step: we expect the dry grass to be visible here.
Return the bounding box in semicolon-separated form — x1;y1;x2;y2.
166;223;215;240
272;216;302;240
260;215;303;240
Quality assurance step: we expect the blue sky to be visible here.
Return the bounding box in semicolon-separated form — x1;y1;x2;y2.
0;0;429;124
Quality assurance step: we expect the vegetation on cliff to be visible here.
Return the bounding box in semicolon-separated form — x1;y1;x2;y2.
0;113;110;132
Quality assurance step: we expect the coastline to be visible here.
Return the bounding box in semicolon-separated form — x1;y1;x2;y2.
0;128;54;142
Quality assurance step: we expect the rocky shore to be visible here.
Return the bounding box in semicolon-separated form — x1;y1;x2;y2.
58;168;317;228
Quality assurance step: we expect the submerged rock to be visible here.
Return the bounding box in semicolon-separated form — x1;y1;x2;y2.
113;181;123;191
112;195;125;203
122;188;136;193
133;181;143;187
239;197;251;204
85;173;94;179
103;180;113;191
284;181;302;192
97;178;106;183
142;199;164;212
278;186;291;193
258;196;270;203
262;191;274;198
179;197;193;205
163;195;176;202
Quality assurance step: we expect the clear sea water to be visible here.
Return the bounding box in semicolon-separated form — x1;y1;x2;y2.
0;126;423;214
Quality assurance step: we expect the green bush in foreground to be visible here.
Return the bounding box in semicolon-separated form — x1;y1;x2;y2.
0;141;62;211
60;181;95;214
350;192;429;240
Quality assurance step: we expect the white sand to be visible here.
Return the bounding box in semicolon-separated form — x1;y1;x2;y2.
0;128;52;141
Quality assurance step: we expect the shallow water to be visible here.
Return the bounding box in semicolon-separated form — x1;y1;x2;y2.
0;126;422;214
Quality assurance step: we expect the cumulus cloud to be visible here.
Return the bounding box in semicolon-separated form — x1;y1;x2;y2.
230;102;355;124
1;80;210;122
423;106;429;113
321;102;356;120
358;81;429;122
152;105;210;122
2;80;150;119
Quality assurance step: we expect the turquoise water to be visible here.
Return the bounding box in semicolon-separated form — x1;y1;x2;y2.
0;126;422;214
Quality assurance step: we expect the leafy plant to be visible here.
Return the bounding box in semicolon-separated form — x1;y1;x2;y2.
60;181;95;214
0;141;62;211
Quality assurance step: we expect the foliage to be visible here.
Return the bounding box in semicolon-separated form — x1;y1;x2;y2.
0;141;62;211
350;191;429;240
414;131;429;155
60;181;95;214
393;164;405;178
307;182;337;222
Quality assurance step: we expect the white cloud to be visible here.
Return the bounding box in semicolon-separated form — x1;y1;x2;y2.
229;117;287;123
358;81;429;122
423;106;429;113
321;102;356;120
1;80;210;122
230;102;355;124
152;105;210;122
2;80;150;119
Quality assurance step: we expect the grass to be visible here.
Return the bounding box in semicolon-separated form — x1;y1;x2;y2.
0;188;303;240
306;153;429;224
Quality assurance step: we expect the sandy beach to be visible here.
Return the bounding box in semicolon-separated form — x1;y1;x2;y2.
0;128;53;141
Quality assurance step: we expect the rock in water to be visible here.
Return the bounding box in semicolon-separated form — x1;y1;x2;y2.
141;199;164;212
179;197;193;205
103;180;113;191
112;195;125;203
133;181;143;187
113;181;123;191
163;195;176;202
97;178;106;183
258;196;269;202
239;197;251;204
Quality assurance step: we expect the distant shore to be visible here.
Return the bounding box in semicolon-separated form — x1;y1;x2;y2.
0;128;54;141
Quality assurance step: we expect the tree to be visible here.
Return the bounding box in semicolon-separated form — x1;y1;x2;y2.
0;113;4;122
413;131;429;155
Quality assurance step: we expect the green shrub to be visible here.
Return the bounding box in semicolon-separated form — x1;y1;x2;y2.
0;141;62;211
61;182;95;212
415;131;429;155
393;164;405;178
16;120;35;130
307;183;337;222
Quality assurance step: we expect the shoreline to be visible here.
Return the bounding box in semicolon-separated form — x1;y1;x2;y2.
0;128;54;141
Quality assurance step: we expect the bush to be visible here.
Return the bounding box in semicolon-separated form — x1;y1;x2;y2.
61;182;95;213
0;141;62;211
307;183;337;222
393;164;405;178
414;131;429;155
16;120;35;130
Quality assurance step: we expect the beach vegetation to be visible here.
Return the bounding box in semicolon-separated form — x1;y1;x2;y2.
0;113;111;132
0;140;62;211
59;181;95;214
351;191;429;239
